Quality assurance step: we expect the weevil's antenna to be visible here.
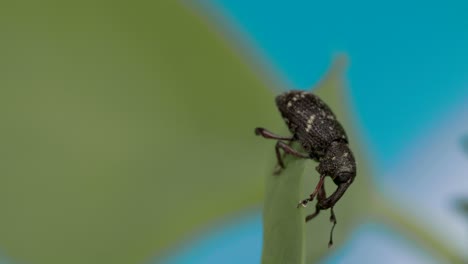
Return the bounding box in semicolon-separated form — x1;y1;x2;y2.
328;207;337;248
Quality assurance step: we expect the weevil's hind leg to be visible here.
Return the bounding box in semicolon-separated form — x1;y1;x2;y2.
328;207;337;248
272;140;293;174
254;127;299;175
254;127;294;141
274;141;309;175
297;174;326;208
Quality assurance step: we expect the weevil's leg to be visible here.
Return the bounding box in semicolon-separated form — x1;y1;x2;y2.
305;203;321;222
254;127;296;175
317;180;327;201
273;140;293;175
314;181;351;247
305;183;326;221
305;185;337;247
297;174;326;208
317;180;353;210
254;127;294;141
275;141;309;172
328;207;337;248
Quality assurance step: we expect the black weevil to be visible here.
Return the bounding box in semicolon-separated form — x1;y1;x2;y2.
255;90;356;247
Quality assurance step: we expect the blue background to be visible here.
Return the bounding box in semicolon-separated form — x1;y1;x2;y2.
204;0;468;170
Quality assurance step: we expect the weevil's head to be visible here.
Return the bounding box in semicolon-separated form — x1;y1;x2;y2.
317;141;356;185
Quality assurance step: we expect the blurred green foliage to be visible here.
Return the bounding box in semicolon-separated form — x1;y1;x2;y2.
461;134;468;156
0;1;282;264
456;199;468;217
0;1;465;264
457;135;468;226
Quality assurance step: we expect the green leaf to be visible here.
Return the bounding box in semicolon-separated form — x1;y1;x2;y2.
0;2;283;264
262;157;306;264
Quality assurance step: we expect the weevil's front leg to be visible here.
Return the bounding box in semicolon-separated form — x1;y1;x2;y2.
317;179;327;201
254;127;294;141
297;174;326;208
304;184;338;247
315;181;352;247
305;204;321;222
274;141;309;174
304;183;326;221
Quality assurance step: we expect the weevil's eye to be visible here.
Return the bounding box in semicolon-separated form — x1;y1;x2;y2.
332;172;352;185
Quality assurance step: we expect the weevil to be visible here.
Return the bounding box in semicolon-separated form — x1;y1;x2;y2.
255;90;356;247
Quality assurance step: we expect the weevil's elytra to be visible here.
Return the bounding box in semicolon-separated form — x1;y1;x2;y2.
254;90;356;247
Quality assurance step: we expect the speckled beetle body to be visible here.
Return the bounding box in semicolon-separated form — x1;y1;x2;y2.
255;90;356;247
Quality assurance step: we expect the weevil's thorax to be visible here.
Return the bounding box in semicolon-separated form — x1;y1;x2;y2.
275;90;349;158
